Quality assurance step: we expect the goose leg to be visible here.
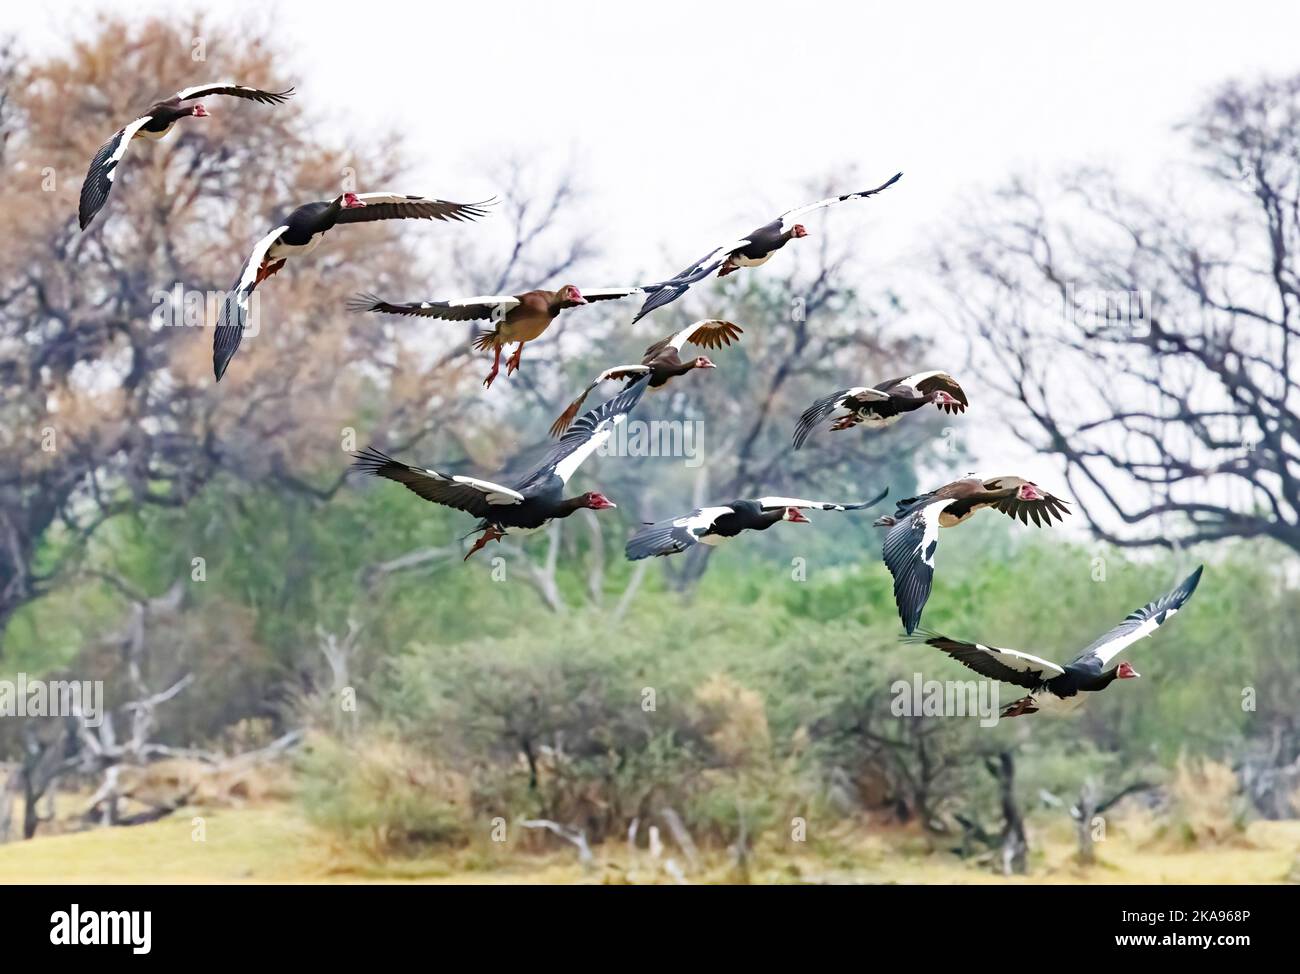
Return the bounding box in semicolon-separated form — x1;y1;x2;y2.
506;342;526;376
254;259;286;285
830;413;860;432
464;525;505;560
483;345;503;388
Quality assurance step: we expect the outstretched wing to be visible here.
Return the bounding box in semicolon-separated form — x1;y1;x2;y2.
549;366;652;437
776;172;903;232
630;242;743;323
646;319;744;358
877;370;968;414
213;224;290;381
791;386;882;449
625;506;734;560
755;488;888;512
990;487;1072;527
172;82;295;105
78;115;153;230
333;193;494;225
1070;566;1204;669
519;375;652;488
881;499;956;635
907;629;1066;690
351;446;525;518
347;292;520;321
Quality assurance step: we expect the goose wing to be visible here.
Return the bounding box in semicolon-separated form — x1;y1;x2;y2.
351;447;525;518
625;506;734;560
881;499;956;634
1070;566;1204;669
907;629;1065;690
78;115;153;230
213;223;290;380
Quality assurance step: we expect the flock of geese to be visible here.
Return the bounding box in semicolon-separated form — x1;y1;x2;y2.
77;81;1204;719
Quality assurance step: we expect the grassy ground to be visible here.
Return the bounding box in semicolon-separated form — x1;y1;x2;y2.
1;802;1297;884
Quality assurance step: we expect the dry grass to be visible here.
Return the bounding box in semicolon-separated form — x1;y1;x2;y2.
0;801;1296;884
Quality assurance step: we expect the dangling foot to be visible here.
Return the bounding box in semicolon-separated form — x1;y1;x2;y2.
464;525;505;560
254;259;286;285
483;345;503;388
717;260;739;277
1000;696;1038;718
830;413;860;432
506;342;525;376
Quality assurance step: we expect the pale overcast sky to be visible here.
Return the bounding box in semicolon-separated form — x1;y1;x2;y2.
11;0;1300;525
14;0;1300;272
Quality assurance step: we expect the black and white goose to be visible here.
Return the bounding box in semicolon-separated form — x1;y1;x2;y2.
875;476;1072;634
213;191;493;380
909;566;1203;717
78;82;294;230
353;376;650;559
793;371;968;449
626;489;888;560
632;172;902;322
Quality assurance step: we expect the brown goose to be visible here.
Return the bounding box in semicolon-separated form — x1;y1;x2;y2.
79;82;294;230
874;476;1071;633
549;319;743;436
349;284;640;388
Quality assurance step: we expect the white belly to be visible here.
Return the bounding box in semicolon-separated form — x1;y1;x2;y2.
268;234;324;260
858;412;900;428
1030;693;1087;717
699;534;728;547
731;252;771;268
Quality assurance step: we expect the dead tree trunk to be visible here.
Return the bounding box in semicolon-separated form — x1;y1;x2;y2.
986;751;1026;876
1070;779;1155;866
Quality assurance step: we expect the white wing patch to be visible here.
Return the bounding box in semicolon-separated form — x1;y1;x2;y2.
106;116;153;181
553;413;624;484
233;225;290;298
675;506;733;531
916;501;949;567
1089;611;1177;668
596;365;650;382
449;294;520;310
173;81;240;101
424;469;525;506
968;642;1067;679
894;370;947;389
756;496;850;511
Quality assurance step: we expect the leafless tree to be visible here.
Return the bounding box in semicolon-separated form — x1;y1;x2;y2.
940;74;1300;554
